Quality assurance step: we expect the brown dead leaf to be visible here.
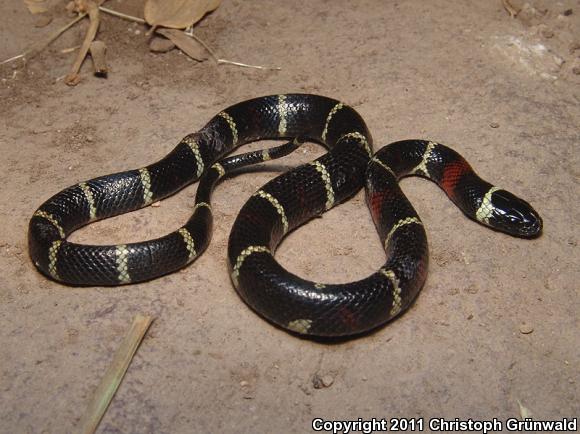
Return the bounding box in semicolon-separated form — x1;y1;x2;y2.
23;0;49;14
155;28;208;61
206;0;221;10
144;0;221;29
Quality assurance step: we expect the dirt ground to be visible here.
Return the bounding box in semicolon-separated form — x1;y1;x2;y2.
1;0;579;432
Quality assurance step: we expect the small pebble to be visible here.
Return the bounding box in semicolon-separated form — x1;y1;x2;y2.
519;322;534;334
321;375;334;387
312;373;334;389
490;122;500;128
240;380;249;387
467;314;474;320
563;9;573;16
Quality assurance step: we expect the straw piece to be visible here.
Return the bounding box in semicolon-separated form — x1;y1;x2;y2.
77;314;154;434
99;6;146;23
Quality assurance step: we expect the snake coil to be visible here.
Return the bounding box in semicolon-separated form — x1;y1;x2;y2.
29;94;542;336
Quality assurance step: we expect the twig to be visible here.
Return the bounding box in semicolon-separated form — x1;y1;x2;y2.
77;314;154;434
186;32;281;70
0;13;86;65
60;45;81;54
99;6;146;24
217;58;280;69
65;0;100;85
0;54;25;66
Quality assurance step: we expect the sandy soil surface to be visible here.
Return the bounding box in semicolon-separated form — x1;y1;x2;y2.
1;0;578;432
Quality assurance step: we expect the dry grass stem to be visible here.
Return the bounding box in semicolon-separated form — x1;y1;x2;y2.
99;6;146;24
186;31;281;70
60;45;81;54
0;13;86;65
77;314;154;434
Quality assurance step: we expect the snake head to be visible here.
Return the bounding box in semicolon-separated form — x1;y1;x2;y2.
486;189;543;238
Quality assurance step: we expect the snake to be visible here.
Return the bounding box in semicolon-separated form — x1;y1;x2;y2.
28;94;542;337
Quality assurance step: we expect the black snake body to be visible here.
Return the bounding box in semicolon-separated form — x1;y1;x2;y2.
29;94;542;337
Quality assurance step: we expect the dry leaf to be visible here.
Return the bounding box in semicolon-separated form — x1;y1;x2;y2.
144;0;221;29
23;0;49;14
156;28;208;61
206;0;221;10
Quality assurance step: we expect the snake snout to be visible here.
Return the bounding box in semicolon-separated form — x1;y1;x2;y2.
491;190;543;238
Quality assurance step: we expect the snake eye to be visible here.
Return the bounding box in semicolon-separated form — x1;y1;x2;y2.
489;190;543;238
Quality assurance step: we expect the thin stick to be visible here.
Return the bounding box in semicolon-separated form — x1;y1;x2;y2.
60;45;81;54
0;13;86;65
216;58;279;70
99;6;146;24
187;32;281;70
0;54;25;65
77;314;154;434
